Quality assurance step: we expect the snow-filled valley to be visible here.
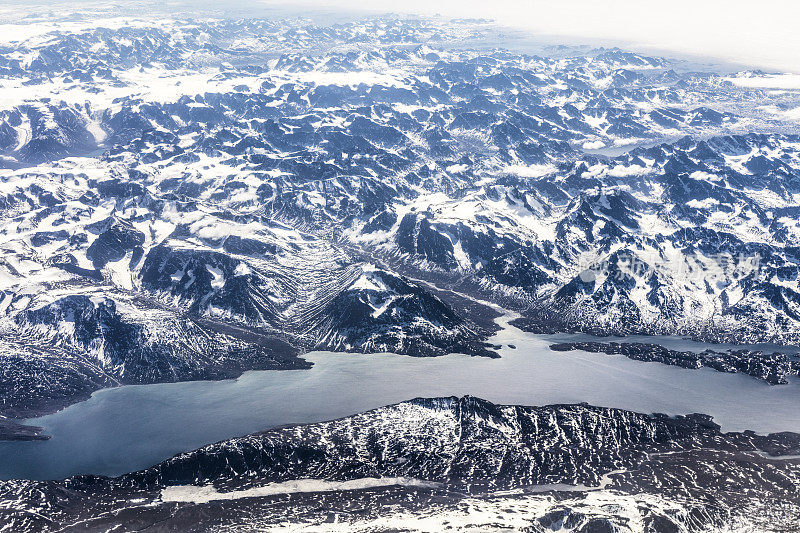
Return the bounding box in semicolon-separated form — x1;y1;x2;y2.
2;5;800;532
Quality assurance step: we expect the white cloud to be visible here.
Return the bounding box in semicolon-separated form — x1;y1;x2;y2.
2;0;797;73
726;74;800;89
261;0;800;73
582;140;606;150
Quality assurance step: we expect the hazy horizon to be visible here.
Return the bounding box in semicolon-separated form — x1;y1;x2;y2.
266;0;800;73
1;0;798;73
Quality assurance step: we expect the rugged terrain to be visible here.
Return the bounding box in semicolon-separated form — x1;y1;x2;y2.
550;341;800;384
1;13;800;426
1;9;800;531
1;396;799;531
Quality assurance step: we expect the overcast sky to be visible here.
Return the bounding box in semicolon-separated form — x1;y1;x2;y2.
264;0;800;73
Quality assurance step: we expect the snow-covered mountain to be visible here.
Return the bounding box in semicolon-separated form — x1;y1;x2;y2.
3;9;800;532
1;14;800;418
2;396;799;531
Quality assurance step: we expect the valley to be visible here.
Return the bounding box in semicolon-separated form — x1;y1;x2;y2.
1;7;800;531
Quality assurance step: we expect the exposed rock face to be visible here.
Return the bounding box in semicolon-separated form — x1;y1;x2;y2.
3;294;306;417
2;15;800;420
0;418;48;441
2;17;800;533
550;341;800;385
1;397;799;531
309;268;497;357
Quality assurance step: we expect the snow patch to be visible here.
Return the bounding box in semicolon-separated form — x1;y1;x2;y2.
502;163;557;178
582;140;606;150
160;477;440;503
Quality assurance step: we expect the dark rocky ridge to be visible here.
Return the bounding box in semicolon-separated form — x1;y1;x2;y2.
0;417;48;441
1;396;799;531
550;341;800;385
3;14;800;419
0;268;498;438
309;269;498;357
2;19;800;533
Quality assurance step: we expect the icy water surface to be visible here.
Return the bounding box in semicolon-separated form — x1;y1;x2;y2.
2;312;800;480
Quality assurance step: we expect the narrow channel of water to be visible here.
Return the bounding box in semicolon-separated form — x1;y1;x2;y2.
2;312;800;481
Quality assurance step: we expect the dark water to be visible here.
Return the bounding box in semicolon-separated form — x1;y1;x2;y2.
2;313;800;480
